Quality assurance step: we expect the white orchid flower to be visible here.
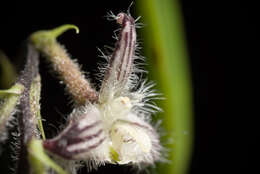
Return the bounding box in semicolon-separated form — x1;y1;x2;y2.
31;12;162;170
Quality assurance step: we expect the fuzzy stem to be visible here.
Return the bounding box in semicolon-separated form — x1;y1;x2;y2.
14;42;67;174
17;43;40;143
30;75;45;140
45;42;98;104
16;43;42;174
30;25;98;105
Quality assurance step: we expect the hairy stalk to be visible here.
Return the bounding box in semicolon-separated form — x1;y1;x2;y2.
30;25;98;105
27;77;67;174
16;43;40;174
29;75;45;140
12;42;67;174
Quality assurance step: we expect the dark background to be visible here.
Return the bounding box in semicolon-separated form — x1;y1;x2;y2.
0;0;257;174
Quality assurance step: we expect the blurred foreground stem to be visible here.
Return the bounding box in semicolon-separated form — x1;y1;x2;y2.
0;51;17;88
137;1;193;174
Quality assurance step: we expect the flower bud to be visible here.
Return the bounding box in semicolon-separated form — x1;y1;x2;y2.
100;13;137;102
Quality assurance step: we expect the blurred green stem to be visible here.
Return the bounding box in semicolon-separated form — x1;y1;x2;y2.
137;1;193;174
0;83;24;141
0;51;17;88
28;139;68;174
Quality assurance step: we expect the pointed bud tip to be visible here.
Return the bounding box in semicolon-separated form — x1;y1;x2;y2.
30;24;79;50
116;13;125;24
51;24;80;37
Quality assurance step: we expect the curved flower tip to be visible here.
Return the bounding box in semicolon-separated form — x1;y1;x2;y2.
50;24;79;37
30;24;79;50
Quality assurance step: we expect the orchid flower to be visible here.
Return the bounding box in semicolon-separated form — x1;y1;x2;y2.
30;12;162;171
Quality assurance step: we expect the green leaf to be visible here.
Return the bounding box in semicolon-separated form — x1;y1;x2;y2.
137;1;193;174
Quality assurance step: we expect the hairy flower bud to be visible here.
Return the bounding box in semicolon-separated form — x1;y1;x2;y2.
30;25;98;105
100;13;137;103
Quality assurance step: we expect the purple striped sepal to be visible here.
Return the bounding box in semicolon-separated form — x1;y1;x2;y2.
43;107;110;161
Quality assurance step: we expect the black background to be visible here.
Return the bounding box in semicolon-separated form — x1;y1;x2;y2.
0;0;257;174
